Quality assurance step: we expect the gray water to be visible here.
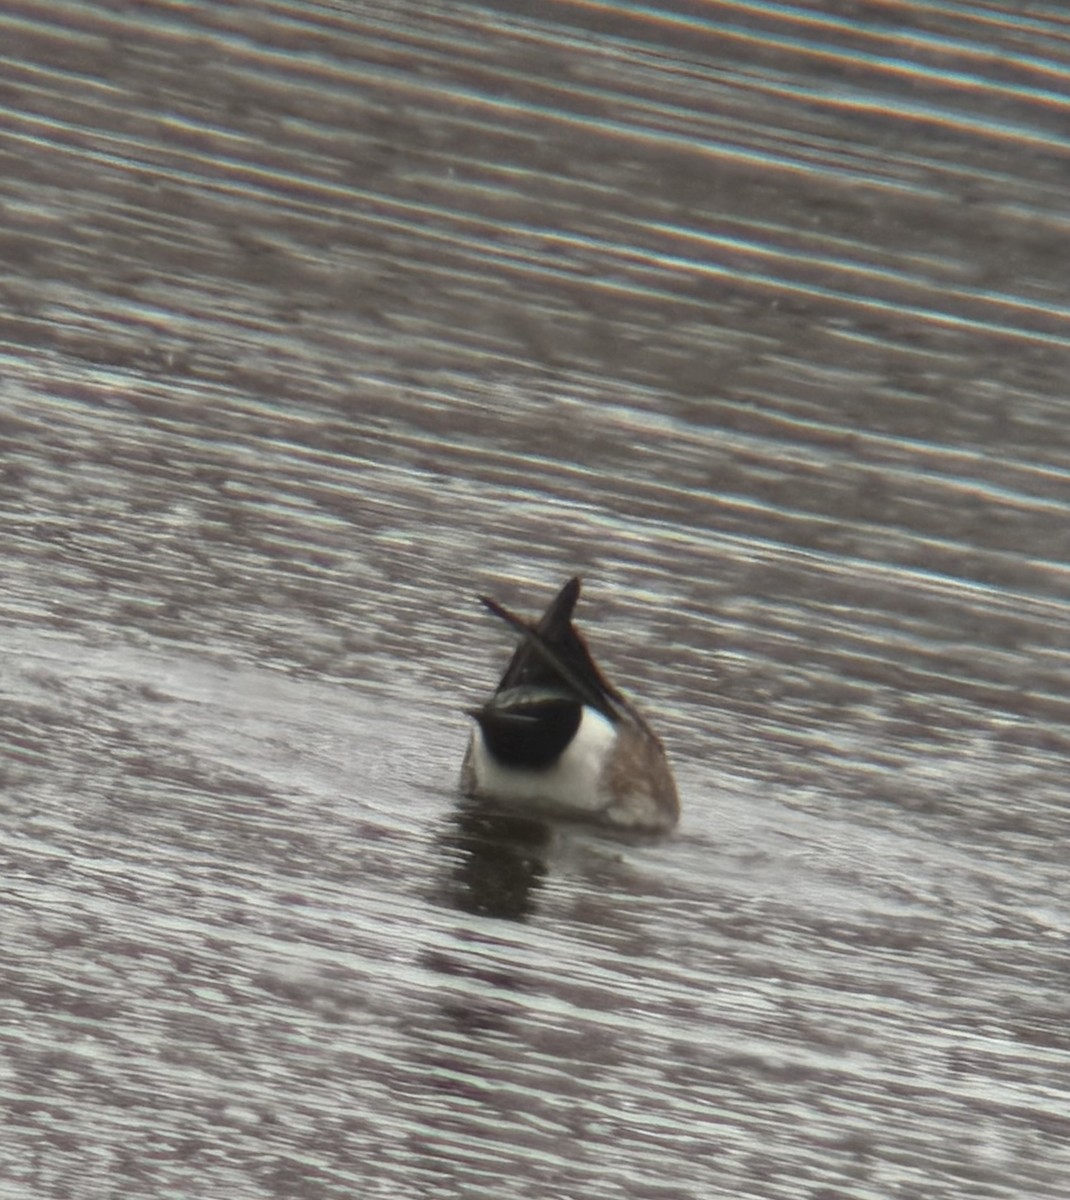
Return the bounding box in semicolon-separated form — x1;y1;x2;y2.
3;2;1070;1197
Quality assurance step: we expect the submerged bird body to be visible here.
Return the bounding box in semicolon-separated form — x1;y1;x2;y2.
461;577;679;833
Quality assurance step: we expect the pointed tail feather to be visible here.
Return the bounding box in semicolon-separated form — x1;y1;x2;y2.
478;593;608;714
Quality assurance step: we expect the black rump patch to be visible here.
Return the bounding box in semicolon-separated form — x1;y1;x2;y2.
473;697;582;769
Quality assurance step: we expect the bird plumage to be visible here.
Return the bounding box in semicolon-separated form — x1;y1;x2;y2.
461;577;679;833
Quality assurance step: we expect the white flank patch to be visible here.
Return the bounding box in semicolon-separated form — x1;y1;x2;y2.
467;706;617;815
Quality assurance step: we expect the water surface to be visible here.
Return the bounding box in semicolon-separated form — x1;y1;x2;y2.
3;2;1069;1197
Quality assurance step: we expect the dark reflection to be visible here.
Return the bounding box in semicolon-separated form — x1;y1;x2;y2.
436;799;554;919
413;799;665;1198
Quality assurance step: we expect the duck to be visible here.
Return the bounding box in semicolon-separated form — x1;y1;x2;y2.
460;577;679;833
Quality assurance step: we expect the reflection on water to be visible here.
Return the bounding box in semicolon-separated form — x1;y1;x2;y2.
438;803;552;920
